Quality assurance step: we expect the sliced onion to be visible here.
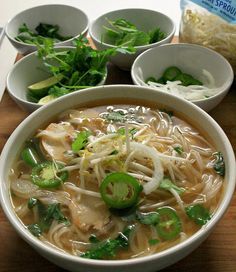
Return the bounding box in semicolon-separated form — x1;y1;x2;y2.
130;142;164;194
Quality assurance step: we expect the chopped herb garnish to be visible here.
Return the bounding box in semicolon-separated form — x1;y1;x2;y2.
136;211;160;225
106;111;126;122
27;223;42;237
72;131;91;152
27;197;38;209
117;127;137;137
213;152;225;177
27;200;69;237
174;146;183;155
81;225;135;259
185;204;211;226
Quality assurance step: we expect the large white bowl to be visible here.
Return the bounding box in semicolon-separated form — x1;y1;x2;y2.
5;4;89;55
6;46;107;112
131;43;234;112
0;85;235;272
89;9;175;70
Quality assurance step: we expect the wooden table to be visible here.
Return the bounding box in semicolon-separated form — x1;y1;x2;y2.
0;57;236;272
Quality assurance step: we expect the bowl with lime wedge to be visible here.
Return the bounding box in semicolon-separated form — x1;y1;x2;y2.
6;38;113;112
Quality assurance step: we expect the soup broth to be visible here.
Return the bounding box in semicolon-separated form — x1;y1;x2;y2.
10;104;224;260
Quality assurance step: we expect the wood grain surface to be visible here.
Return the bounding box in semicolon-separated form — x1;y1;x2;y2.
0;55;236;272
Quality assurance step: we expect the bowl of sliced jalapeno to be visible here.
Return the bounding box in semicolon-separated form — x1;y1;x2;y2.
131;43;234;112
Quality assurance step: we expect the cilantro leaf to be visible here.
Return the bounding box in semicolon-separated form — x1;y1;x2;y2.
174;146;183;155
106;111;126;122
213;152;225;177
72;131;91;152
81;225;134;259
27;201;69;237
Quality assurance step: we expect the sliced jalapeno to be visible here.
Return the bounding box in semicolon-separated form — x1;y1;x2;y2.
100;172;142;209
175;73;203;86
21;147;40;167
31;161;68;188
156;207;181;240
163;66;182;81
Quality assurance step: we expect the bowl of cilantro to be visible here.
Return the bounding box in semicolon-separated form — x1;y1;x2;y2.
89;8;175;70
5;4;89;55
6;37;115;112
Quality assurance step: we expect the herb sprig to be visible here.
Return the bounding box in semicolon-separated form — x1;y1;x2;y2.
103;18;166;47
28;37;128;103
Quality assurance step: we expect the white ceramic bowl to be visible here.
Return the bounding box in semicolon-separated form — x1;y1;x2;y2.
89;8;175;70
131;43;234;112
6;46;107;112
5;4;89;55
0;85;235;272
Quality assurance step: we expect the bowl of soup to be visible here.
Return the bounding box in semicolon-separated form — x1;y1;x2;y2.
0;85;235;272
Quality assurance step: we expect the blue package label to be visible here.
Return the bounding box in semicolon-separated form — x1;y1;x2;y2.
189;0;236;23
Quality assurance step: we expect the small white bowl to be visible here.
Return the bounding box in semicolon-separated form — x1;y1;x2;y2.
6;47;107;112
0;85;235;272
131;43;234;112
89;8;175;70
5;4;89;55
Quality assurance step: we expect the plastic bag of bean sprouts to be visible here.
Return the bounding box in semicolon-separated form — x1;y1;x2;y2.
179;0;236;73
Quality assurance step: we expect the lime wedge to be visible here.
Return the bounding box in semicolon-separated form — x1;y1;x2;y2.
38;95;55;105
28;74;63;96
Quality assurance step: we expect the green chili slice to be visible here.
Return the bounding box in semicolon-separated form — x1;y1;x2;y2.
163;66;182;81
156;207;181;240
21;147;40;167
31;161;68;188
100;172;142;209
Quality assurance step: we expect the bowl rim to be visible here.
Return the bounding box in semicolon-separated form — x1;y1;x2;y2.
0;84;235;268
131;43;234;104
89;8;176;50
5;3;89;48
6;45;108;109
